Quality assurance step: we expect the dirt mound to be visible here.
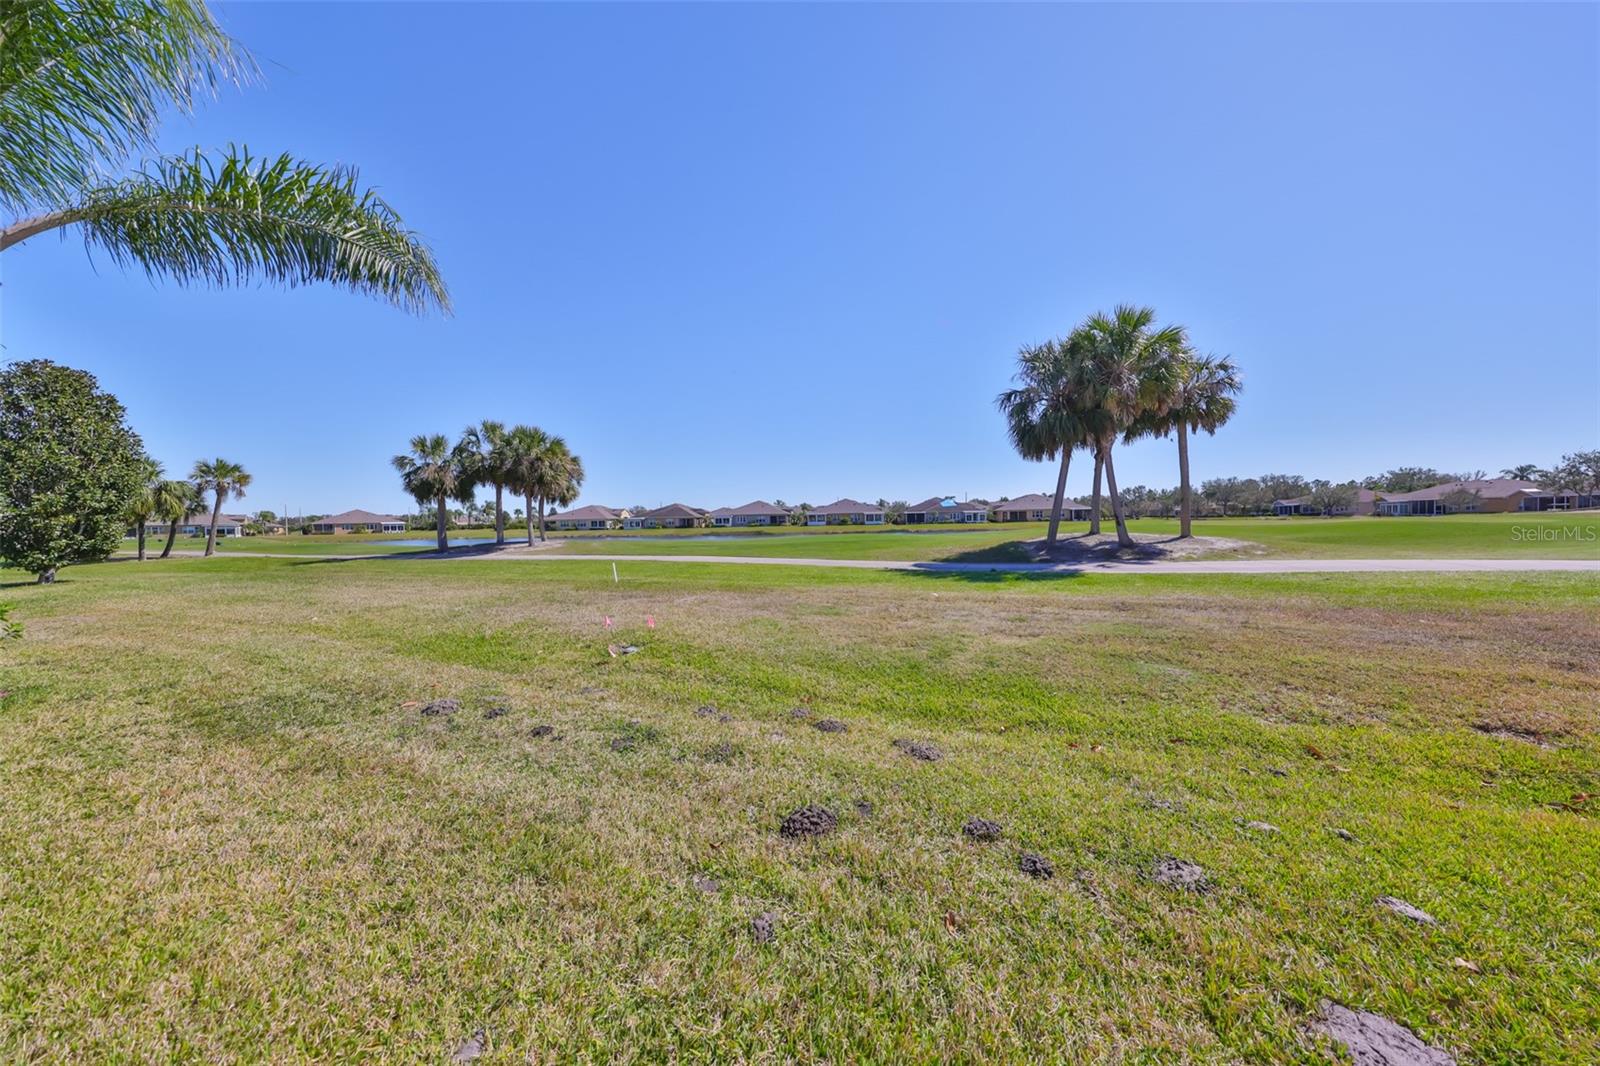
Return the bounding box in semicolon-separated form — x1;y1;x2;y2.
1312;1001;1457;1065
780;805;838;839
1151;857;1208;891
750;911;778;943
420;698;459;717
893;738;943;761
1018;852;1054;879
1027;531;1262;562
963;817;1002;842
813;718;848;734
483;705;509;719
530;724;555;739
1376;896;1436;925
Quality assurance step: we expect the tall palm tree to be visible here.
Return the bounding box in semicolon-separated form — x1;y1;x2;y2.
155;478;201;559
0;0;448;313
459;421;513;545
392;434;470;552
190;457;251;556
505;426;584;545
1501;464;1543;481
996;333;1093;546
124;458;165;561
1127;350;1242;538
1078;306;1186;548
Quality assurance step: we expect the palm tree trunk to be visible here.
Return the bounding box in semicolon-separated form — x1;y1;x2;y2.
1102;443;1134;548
494;483;505;545
537;497;547;542
1177;422;1193;539
160;523;178;559
1045;448;1072;547
525;494;535;546
1089;452;1104;534
205;493;222;556
435;495;448;552
137;521;147;561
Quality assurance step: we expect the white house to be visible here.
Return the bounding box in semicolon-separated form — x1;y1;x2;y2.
706;500;789;527
306;509;408;534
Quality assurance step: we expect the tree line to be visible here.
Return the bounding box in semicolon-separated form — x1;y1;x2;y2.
997;305;1242;547
393;423;584;552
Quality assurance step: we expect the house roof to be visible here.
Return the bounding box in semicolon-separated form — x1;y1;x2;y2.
640;503;704;520
1378;478;1540;504
314;509;406;525
992;493;1088;512
709;500;788;517
811;498;884;515
1275;488;1381;507
549;504;619;521
175;512;247;525
907;496;961;514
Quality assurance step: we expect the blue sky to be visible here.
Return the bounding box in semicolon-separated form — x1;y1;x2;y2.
5;1;1596;516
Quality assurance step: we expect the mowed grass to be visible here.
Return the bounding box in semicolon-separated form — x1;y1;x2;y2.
2;557;1598;1061
183;511;1600;562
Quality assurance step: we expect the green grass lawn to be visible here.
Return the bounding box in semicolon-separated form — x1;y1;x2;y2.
2;556;1596;1060
166;511;1600;564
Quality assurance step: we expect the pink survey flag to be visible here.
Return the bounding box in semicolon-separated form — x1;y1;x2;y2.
645;615;656;629
603;616;613;629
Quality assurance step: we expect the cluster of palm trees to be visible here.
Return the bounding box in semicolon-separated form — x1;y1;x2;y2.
393;423;583;552
125;457;252;560
998;305;1242;548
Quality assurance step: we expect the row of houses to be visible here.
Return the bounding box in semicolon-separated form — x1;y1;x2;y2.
1272;478;1598;517
146;508;410;538
543;494;1099;530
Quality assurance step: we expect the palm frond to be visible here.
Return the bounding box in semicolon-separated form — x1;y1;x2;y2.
3;146;450;314
0;0;250;211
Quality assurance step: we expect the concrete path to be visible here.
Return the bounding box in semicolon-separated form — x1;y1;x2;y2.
154;548;1600;575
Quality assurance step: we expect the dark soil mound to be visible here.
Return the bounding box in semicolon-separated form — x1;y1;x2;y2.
483;705;509;719
1312;1001;1457;1065
692;874;720;894
1019;852;1054;879
610;736;636;753
704;740;735;763
695;704;720;718
530;724;555;738
854;799;874;818
893;738;943;761
1151;857;1209;891
420;698;460;717
750;911;778;943
791;707;811;719
813;718;848;734
780;805;838;839
963;817;1002;842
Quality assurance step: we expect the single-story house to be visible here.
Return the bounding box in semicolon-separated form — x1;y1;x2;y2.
624;503;705;529
1273;488;1382;517
707;500;789;527
306;509;408;534
1518;489;1600;511
146;512;248;537
1377;478;1543;516
905;496;989;524
807;499;885;525
990;493;1091;523
548;504;622;531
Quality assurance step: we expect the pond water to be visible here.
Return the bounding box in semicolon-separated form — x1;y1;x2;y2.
379;537;498;548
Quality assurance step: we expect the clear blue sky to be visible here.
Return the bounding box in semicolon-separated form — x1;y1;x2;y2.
5;1;1597;516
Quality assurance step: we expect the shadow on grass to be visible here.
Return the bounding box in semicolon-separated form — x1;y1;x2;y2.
888;567;1092;585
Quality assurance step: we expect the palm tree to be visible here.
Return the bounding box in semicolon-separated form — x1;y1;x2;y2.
190;458;251;556
1077;306;1186;548
0;0;448;313
1501;464;1543;481
996;333;1093;546
155;479;202;559
392;434;470;552
505;426;584;544
124;458;165;561
1127;350;1242;538
459;421;514;545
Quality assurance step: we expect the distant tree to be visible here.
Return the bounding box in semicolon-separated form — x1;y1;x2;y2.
189;458;251;557
392;434;471;552
505;426;584;543
0;0;449;314
459;421;516;544
878;499;908;524
123;457;166;560
1125;350;1241;537
0;602;20;643
155;479;202;558
1256;474;1311;508
0;360;146;582
1364;467;1451;493
1306;481;1359;516
996;331;1094;546
1440;488;1482;513
1539;452;1600;495
1200;477;1248;517
1501;464;1544;482
254;509;277;525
